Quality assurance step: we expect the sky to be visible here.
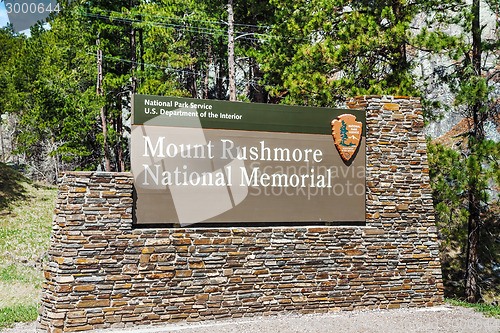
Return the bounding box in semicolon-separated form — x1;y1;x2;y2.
0;2;9;27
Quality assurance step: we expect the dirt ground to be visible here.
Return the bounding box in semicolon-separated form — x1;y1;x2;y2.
3;304;500;333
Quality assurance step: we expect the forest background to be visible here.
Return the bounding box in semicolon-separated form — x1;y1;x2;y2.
0;0;499;308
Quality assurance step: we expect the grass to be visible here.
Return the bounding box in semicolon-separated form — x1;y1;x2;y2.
0;305;38;329
445;298;500;318
0;163;56;328
0;264;42;284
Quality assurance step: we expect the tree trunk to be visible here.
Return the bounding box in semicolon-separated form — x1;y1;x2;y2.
130;7;137;95
391;1;408;76
0;117;4;163
204;45;211;99
139;28;144;72
465;0;483;304
251;58;266;103
188;64;197;98
116;100;125;172
117;0;136;172
227;0;236;101
217;56;224;100
97;36;111;172
465;189;481;303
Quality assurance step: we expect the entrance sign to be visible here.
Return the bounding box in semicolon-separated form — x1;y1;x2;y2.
131;95;366;226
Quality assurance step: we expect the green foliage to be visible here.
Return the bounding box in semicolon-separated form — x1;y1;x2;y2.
429;140;500;298
0;26;24;121
1;0;278;175
136;0;217;97
2;7;104;178
257;0;461;106
0;305;38;329
428;143;468;243
428;142;468;295
0;0;497;175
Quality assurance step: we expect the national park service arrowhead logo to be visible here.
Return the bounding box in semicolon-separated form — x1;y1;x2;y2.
331;114;362;163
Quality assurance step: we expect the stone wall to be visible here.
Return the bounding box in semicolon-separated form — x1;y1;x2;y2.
38;96;443;332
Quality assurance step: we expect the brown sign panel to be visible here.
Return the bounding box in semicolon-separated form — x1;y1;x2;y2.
131;95;366;226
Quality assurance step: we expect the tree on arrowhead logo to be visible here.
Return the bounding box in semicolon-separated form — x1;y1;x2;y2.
331;114;362;162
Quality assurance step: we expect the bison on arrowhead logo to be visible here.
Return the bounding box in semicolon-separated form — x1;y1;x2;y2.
331;114;362;163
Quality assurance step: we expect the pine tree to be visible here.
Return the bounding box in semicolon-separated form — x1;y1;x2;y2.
340;120;349;146
257;0;454;107
424;0;500;303
0;26;23;163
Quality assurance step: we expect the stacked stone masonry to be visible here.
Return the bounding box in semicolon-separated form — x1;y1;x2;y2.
38;96;443;332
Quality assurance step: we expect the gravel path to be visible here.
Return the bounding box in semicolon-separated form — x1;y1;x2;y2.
3;305;499;333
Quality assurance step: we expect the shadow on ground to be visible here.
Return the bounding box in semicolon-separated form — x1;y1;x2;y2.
0;163;29;211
